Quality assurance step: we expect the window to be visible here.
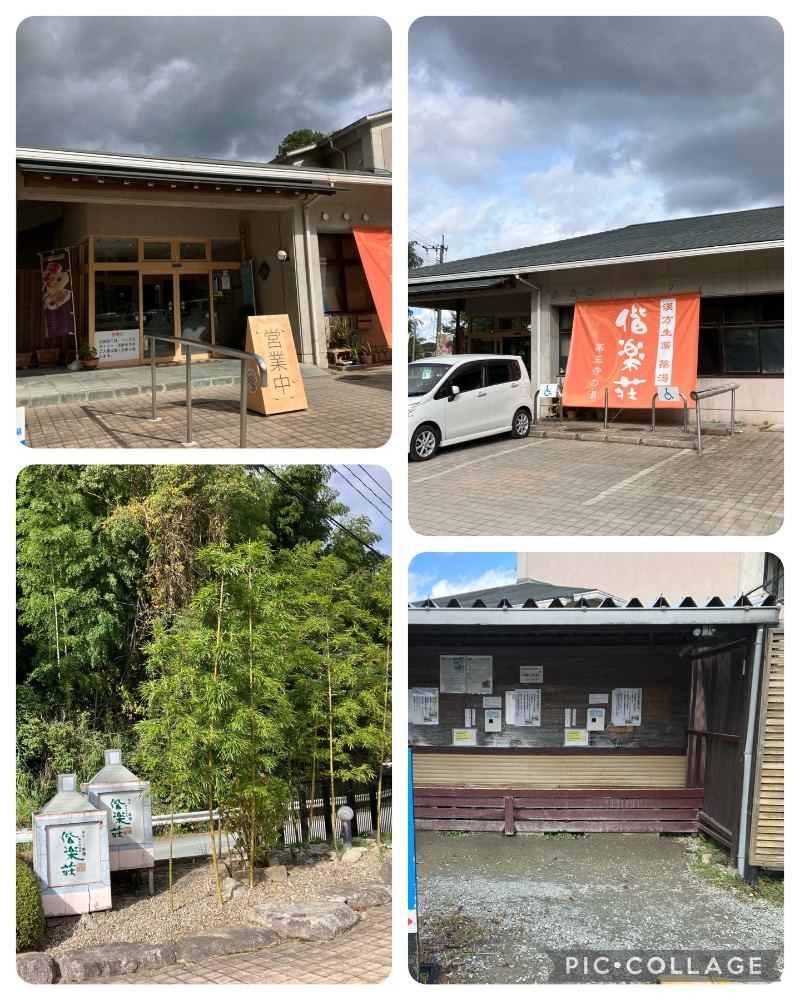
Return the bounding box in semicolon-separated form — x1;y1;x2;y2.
487;359;521;385
319;234;374;313
558;306;574;374
698;294;783;376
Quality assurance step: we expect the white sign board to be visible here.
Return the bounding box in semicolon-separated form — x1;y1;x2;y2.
440;655;466;693
514;689;542;726
657;386;680;401
611;688;643;726
452;728;477;746
99;791;145;844
409;688;439;725
466;656;493;694
46;822;102;886
539;383;559;398
95;328;141;362
589;693;609;704
483;696;502;708
520;665;544;683
564;728;590;747
587;707;606;731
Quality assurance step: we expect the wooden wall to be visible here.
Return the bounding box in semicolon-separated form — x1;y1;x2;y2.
749;629;784;869
409;640;691;750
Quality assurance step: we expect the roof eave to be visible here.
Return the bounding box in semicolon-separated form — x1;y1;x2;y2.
408;606;780;628
408;241;784;288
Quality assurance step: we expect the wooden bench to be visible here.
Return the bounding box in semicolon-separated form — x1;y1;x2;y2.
414;786;705;835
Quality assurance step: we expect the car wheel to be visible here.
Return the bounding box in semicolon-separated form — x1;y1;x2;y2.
511;407;531;438
410;424;440;461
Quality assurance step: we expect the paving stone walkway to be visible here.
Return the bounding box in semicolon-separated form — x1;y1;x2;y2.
20;366;391;449
409;424;783;536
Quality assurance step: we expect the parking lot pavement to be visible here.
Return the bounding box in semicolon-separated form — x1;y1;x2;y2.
96;905;391;985
21;371;392;450
408;426;783;536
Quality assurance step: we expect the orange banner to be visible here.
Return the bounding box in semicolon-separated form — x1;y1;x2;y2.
353;227;392;346
562;292;700;408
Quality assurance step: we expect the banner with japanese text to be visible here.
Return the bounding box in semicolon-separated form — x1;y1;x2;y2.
39;248;77;339
562;292;700;408
245;314;308;415
353;227;392;345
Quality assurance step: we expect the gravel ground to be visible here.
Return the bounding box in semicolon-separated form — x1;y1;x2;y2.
44;842;386;959
415;832;783;984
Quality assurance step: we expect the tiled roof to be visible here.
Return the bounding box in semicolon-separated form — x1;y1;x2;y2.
409;206;783;280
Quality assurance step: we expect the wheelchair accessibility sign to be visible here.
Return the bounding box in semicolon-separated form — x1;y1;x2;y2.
539;383;559;398
657;386;679;401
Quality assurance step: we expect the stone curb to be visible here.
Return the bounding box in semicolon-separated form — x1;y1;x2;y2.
17;879;391;984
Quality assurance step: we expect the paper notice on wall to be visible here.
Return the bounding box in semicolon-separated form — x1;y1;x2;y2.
611;688;643;726
520;665;543;683
589;693;609;704
564;728;589;747
514;689;541;726
440;656;466;693
466;656;493;694
452;728;477;746
409;688;439;725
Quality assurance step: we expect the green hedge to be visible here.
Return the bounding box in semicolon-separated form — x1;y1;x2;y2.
16;856;45;952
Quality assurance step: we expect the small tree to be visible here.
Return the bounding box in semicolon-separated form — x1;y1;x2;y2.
278;129;326;157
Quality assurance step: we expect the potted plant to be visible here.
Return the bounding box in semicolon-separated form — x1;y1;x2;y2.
330;317;351;347
78;342;99;370
348;332;364;365
357;339;373;365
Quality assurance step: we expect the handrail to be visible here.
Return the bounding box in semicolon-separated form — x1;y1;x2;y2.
650;391;689;434
533;387;563;428
143;333;268;448
690;382;739;456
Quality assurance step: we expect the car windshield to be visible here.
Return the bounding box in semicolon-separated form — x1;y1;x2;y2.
408;362;452;397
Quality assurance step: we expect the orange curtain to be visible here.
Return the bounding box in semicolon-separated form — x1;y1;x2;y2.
562;291;700;408
353;227;392;346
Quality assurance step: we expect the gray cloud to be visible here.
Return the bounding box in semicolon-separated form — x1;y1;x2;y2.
410;15;783;237
17;17;391;161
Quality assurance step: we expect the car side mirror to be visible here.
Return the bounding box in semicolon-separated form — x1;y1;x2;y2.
448;385;461;402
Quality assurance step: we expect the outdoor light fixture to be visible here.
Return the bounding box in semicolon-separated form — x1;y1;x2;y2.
276;250;290;263
321;212;330;221
342;212;351;221
361;213;370;222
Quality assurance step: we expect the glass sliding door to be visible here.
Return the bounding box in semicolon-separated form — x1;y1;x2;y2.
178;273;212;357
142;274;179;359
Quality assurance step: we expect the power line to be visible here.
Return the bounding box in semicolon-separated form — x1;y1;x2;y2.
334;466;392;524
261;466;387;560
358;465;392;505
344;466;392;519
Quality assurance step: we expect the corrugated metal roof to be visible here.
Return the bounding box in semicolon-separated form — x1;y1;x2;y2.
410;577;613;609
409;206;783;283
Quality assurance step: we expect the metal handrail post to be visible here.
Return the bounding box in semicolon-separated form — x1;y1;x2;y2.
603;388;609;429
559;393;564;430
695;395;703;455
651;391;689;433
240;359;248;447
730;387;736;436
183;346;197;447
147;336;160;422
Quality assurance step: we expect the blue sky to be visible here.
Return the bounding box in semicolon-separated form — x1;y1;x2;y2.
409;552;517;602
331;465;392;556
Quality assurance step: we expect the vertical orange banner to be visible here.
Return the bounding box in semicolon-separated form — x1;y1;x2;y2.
353;227;392;345
562;292;700;408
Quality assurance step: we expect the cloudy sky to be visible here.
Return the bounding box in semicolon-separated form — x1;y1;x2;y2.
409;552;517;603
409;16;783;266
16;16;391;162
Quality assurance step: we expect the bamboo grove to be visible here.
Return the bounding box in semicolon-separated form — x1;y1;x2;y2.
17;465;392;896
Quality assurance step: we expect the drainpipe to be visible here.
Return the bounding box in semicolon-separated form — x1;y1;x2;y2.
514;275;541;384
736;625;765;877
302;193;324;367
329;137;347;169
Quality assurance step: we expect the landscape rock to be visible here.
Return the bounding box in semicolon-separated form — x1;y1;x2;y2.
58;942;176;982
341;847;365;864
265;865;288;882
249;900;358;940
172;923;279;962
16;952;59;984
320;881;392;908
381;855;392;884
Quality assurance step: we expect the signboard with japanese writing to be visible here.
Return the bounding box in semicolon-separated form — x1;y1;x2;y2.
95;328;141;363
46;823;102;887
245;315;308;415
466;655;493;694
39;249;76;339
409;688;439;725
611;688;643;726
520;665;544;683
562;292;700;408
98;791;145;844
440;655;467;693
513;688;541;726
564;728;590;746
452;728;477;746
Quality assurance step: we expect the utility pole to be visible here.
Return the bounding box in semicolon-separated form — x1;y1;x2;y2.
422;237;447;354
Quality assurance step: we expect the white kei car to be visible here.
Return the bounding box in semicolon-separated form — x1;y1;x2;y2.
408;354;533;461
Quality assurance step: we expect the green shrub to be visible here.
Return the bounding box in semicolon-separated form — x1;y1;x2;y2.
16;856;45;952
